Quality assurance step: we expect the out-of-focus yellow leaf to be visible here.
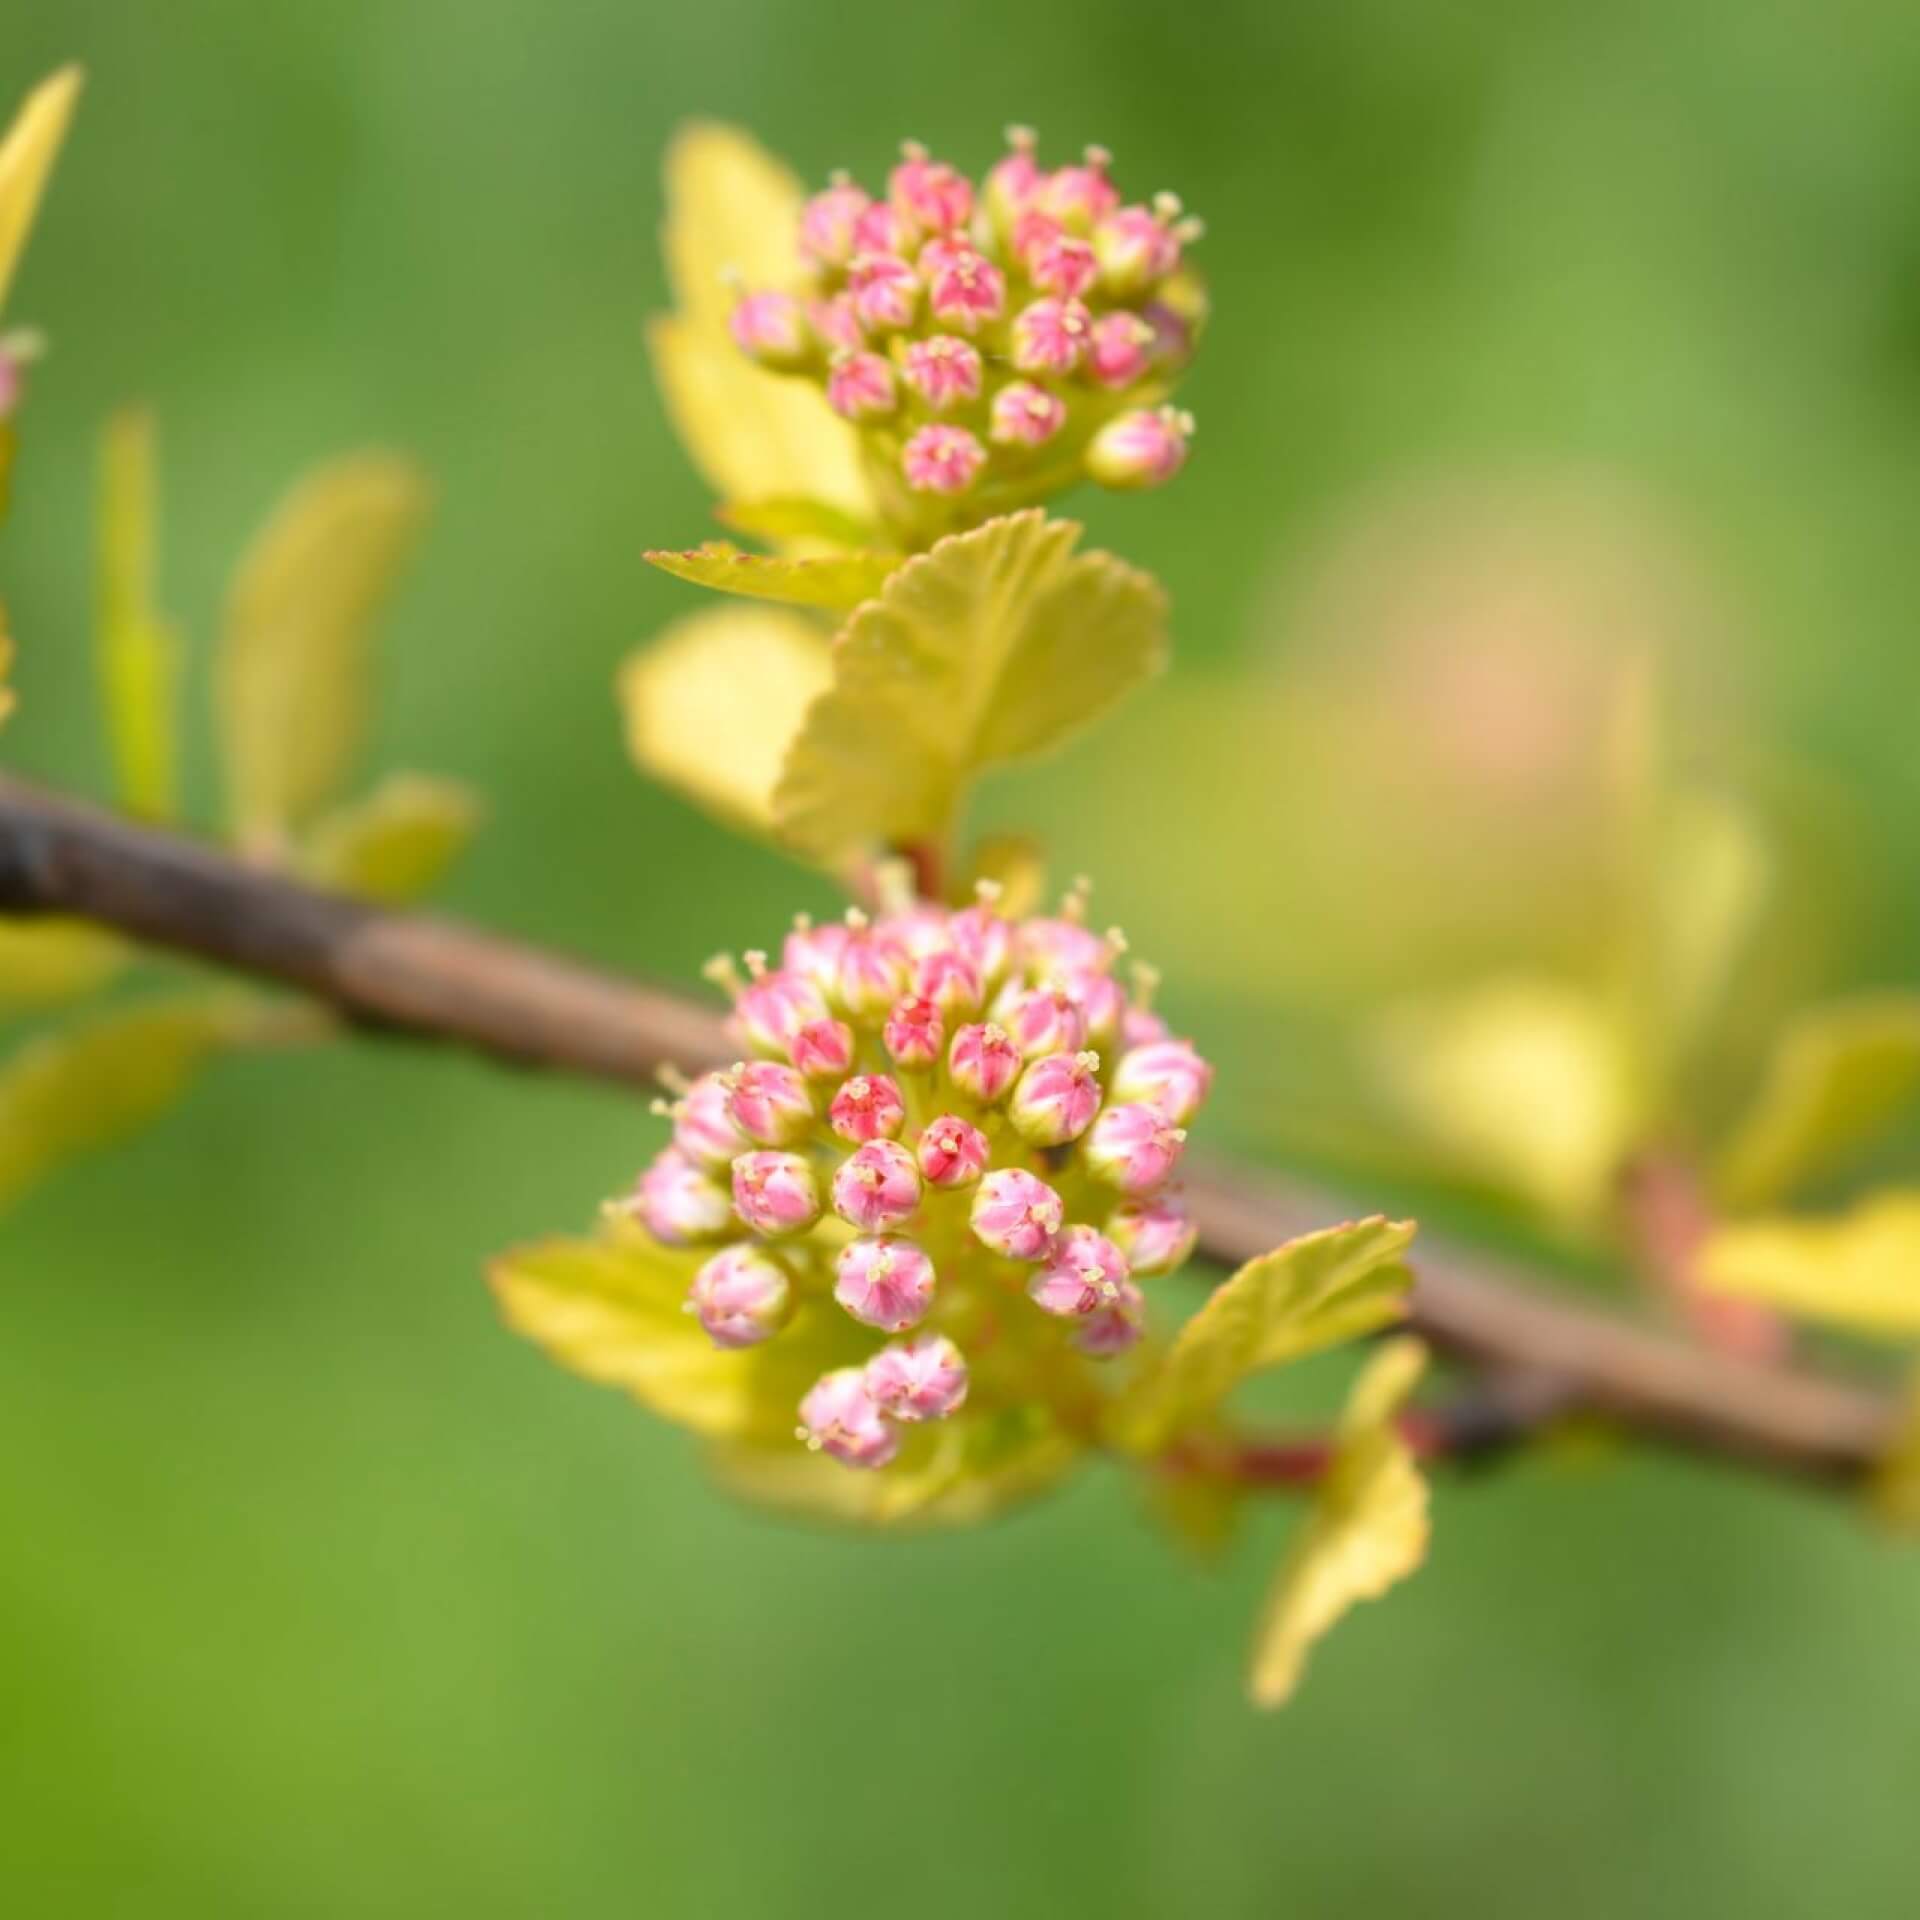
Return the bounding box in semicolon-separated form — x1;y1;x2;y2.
0;66;81;318
1144;1466;1244;1560
1869;1368;1920;1536
1121;1217;1416;1450
649;124;871;518
708;1406;1080;1529
1249;1337;1431;1708
0;995;241;1212
619;604;831;835
716;497;888;550
775;511;1168;858
645;541;900;613
0;919;126;1008
1713;996;1920;1211
94;408;182;820
1371;978;1634;1224
955;834;1048;917
1700;1190;1920;1339
301;773;481;903
491;1233;860;1445
217;453;429;844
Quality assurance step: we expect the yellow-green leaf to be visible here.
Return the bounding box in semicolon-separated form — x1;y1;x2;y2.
1869;1367;1920;1536
716;497;888;550
1249;1337;1432;1708
0;66;81;319
1714;996;1920;1211
94;408;182;820
1699;1190;1920;1339
659;121;808;332
1371;978;1635;1224
619;604;831;835
301;773;481;903
0;918;127;1009
774;511;1168;858
645;541;900;613
1122;1217;1416;1450
0;995;241;1213
217;453;430;844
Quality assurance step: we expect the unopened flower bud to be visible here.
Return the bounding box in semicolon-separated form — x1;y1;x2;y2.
1037;147;1120;231
1086;311;1153;390
1094;203;1180;297
890;142;973;232
727;1060;815;1145
630;1148;734;1245
1061;967;1125;1048
1029;230;1098;298
1105;1194;1198;1276
848;251;920;332
1076;1278;1146;1356
916;1113;989;1188
984;125;1043;230
865;1334;969;1421
1088;405;1192;489
1084;1101;1186;1194
883;994;944;1069
919;239;1005;332
1012;296;1093;374
1021;909;1109;976
989;380;1067;447
1028;1223;1130;1316
902;334;983;410
999;984;1087;1059
672;1071;749;1172
837;923;908;1018
1009;1050;1104;1146
829;1073;907;1143
912;949;981;1018
854;199;911;255
790;1017;855;1080
688;1244;794;1348
903;423;987;494
735;969;827;1056
832;1139;924;1233
835;1234;937;1330
729;290;812;369
799;180;872;269
809;293;865;352
784;916;851;999
949;1021;1022;1104
947;901;1014;985
826;350;898;420
799;1367;899;1469
1109;1037;1213;1125
731;1150;823;1237
970;1167;1064;1260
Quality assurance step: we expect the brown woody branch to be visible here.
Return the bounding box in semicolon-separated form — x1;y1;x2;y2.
0;772;1896;1483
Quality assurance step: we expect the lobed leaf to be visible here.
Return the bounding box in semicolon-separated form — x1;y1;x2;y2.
1699;1189;1920;1339
217;453;430;844
1248;1337;1432;1708
1713;995;1920;1211
0;66;81;318
644;541;900;614
619;604;831;835
1121;1217;1416;1451
301;773;481;903
0;919;127;1009
774;511;1168;858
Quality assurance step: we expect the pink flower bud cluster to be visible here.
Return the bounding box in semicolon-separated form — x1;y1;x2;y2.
619;886;1214;1471
728;131;1205;518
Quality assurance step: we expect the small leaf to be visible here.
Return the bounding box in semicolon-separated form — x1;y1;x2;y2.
0;66;82;318
1713;995;1920;1211
0;995;241;1213
1869;1367;1920;1536
716;497;889;550
491;1232;861;1445
619;605;831;835
94;408;183;820
645;541;900;613
774;511;1168;858
659;121;808;332
301;773;481;903
1122;1217;1416;1450
1699;1190;1920;1339
1249;1337;1432;1708
217;453;430;843
0;918;127;1008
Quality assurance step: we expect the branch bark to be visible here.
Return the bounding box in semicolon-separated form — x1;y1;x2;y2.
0;772;1896;1483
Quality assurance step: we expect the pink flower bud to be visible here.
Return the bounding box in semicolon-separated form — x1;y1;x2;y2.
809;293;865;353
784;916;851;999
848;251;920;332
1009;1050;1104;1147
1121;1003;1170;1049
1038;148;1121;231
912;949;981;1018
726;1060;815;1146
902;334;984;410
629;1148;734;1245
918;240;1005;332
837;924;909;1018
1060;967;1125;1047
832;1139;924;1233
1029;1224;1130;1316
916;1113;989;1188
790;1017;855;1081
1012;296;1093;374
970;1168;1064;1261
1020;914;1110;976
799;1367;899;1469
890;143;973;232
735;970;828;1056
984;125;1044;228
829;1073;907;1144
903;423;987;495
1141;299;1194;368
854;199;912;255
1087;405;1191;489
1094;204;1180;297
1028;230;1098;299
688;1244;794;1348
1105;1194;1198;1276
1087;311;1153;390
865;1334;969;1422
947;902;1015;985
883;994;944;1070
835;1234;937;1331
949;1022;1022;1104
730;291;812;369
1084;1101;1186;1194
999;984;1088;1059
1110;1038;1213;1124
1076;1279;1146;1356
672;1071;749;1172
989;381;1068;447
730;1151;823;1237
879;904;956;960
799;181;872;269
826;350;898;420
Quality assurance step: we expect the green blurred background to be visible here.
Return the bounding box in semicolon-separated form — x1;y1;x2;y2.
6;2;1920;1913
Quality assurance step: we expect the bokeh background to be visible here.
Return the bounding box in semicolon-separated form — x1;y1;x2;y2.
6;2;1920;1914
